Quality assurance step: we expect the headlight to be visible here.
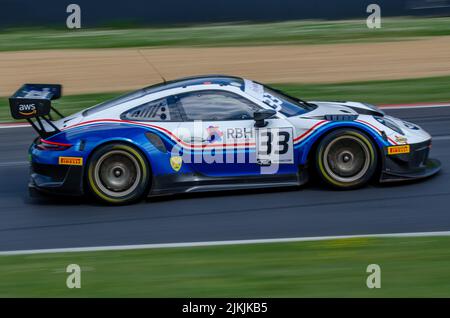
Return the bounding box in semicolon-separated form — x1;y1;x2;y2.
374;116;404;135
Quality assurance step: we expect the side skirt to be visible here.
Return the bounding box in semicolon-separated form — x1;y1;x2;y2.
148;166;309;197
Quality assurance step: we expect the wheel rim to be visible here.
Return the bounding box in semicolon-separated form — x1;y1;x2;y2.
323;135;371;183
94;150;141;197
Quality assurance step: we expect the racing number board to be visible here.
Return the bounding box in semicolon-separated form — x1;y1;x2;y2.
256;127;294;164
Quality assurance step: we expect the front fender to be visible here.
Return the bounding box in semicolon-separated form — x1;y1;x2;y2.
296;121;389;165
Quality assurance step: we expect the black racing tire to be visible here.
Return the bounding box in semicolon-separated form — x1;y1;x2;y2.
315;128;378;189
86;143;150;204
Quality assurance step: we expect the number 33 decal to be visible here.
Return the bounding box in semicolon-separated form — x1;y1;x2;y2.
256;127;294;164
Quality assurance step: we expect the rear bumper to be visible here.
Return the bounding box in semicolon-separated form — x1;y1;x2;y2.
28;162;84;196
380;140;441;182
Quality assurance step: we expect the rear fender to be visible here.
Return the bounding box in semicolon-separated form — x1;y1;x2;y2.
50;124;181;177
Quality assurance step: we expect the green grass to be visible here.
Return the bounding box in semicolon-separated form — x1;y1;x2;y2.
1;236;450;297
2;75;450;123
1;17;450;51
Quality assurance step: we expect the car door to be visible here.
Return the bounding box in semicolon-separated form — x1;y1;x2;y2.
173;88;297;177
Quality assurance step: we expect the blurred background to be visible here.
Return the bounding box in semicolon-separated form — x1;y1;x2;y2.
1;0;450;116
2;0;450;26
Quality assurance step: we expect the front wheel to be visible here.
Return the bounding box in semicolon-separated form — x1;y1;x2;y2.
87;143;150;204
315;129;378;189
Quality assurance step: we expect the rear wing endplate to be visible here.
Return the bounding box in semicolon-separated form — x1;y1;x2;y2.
9;84;64;138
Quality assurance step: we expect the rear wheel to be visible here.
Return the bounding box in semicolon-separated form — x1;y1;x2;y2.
315;129;377;189
87;143;150;204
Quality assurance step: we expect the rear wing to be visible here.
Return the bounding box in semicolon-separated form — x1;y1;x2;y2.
9;84;64;138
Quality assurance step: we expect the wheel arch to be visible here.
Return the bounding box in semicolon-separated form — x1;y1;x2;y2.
84;138;154;196
300;122;385;176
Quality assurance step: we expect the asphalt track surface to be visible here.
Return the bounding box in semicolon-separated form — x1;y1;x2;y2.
0;106;449;252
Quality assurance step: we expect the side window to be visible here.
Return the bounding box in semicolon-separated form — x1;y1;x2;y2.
121;97;181;122
176;90;260;121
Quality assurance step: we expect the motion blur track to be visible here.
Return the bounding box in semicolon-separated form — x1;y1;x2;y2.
0;106;449;252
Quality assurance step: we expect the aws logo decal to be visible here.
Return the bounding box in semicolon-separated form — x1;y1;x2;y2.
18;103;37;116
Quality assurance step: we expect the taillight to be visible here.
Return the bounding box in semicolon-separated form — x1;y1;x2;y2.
36;138;72;151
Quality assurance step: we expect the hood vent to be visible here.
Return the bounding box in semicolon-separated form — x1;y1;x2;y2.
343;105;384;117
324;114;358;121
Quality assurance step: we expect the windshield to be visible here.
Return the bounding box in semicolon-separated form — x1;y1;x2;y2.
82;89;146;117
262;85;316;117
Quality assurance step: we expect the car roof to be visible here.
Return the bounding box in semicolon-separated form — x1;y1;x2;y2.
141;74;244;94
82;75;246;117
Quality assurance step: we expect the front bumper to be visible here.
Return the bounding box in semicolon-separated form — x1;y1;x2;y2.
28;162;84;196
380;140;441;182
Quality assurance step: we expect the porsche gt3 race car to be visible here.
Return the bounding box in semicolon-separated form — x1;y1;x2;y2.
9;75;441;204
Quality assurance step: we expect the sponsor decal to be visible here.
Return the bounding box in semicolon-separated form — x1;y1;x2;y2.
170;156;183;171
244;79;264;100
263;93;283;111
225;127;254;140
206;126;223;143
24;89;52;99
18;103;37;116
394;135;408;144
256;127;294;165
387;145;410;155
59;156;83;166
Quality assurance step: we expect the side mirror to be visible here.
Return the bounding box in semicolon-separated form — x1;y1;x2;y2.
254;109;276;128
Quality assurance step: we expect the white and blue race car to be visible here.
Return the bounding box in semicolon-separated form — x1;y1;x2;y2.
9;75;441;204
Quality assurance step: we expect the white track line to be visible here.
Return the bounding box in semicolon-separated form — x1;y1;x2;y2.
0;123;30;129
433;135;450;141
2;231;450;256
0;161;29;167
